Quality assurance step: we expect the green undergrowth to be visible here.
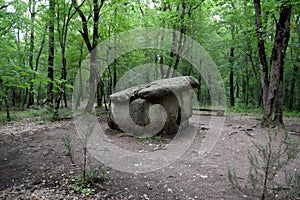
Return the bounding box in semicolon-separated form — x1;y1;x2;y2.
283;109;300;118
227;106;300;118
0;107;73;123
226;106;262;115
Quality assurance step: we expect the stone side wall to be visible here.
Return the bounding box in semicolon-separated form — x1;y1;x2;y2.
108;90;192;137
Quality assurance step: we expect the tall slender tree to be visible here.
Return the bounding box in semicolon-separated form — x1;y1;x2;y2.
74;0;105;112
54;0;84;113
46;0;55;106
28;0;36;107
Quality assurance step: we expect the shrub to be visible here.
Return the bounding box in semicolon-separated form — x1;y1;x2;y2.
228;129;300;199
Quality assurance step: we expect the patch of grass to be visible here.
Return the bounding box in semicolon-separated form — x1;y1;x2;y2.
284;169;300;197
0;108;48;123
226;106;300;118
226;106;262;115
138;134;163;142
0;107;73;123
284;110;300;118
95;106;108;117
54;107;73;120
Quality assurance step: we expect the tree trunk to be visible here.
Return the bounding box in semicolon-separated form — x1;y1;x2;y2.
166;29;177;78
246;37;262;107
246;65;250;106
28;0;35;107
172;0;186;78
12;87;16;107
254;0;269;111
0;78;2;111
229;47;234;107
274;80;284;125
254;0;291;126
23;88;28;109
76;0;105;112
55;0;81;112
266;5;292;126
75;43;84;109
159;55;165;78
289;16;299;110
46;0;55;107
75;65;83;109
34;25;47;107
197;74;201;102
1;81;11;120
5;91;10;120
85;49;97;112
98;77;105;108
113;60;117;90
289;63;298;111
85;0;100;112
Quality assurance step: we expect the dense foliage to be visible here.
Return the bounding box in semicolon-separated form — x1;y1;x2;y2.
0;0;299;124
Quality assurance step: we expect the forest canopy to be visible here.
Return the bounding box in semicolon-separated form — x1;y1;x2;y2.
0;0;299;126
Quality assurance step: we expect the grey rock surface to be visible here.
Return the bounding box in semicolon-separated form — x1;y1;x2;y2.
110;76;199;103
108;76;199;137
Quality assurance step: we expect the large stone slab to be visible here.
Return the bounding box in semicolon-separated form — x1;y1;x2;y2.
108;76;199;137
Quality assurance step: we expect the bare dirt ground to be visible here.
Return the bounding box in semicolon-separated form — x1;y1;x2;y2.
0;113;299;200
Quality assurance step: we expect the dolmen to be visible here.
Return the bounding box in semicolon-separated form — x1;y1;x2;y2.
108;76;199;138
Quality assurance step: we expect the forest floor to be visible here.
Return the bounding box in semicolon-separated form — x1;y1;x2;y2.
0;112;300;200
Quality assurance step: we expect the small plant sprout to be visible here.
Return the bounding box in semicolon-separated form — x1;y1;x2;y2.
76;113;107;187
61;134;73;164
228;128;300;199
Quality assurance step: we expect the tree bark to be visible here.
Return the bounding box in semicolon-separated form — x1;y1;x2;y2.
197;74;201;102
28;0;35;107
46;0;55;107
268;4;292;126
229;47;235;107
246;35;262;107
0;78;2;111
75;0;105;112
54;0;81;113
254;0;269;109
254;0;292;126
34;25;47;106
289;17;299;110
1;79;10;120
5;91;10;120
172;0;187;78
75;43;84;109
12;87;16;107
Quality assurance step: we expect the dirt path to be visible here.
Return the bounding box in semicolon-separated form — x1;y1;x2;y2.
0;114;299;199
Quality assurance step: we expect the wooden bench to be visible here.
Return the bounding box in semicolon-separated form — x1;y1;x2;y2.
192;108;225;116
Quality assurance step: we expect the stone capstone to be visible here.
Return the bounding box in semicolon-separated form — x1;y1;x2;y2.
108;76;199;137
